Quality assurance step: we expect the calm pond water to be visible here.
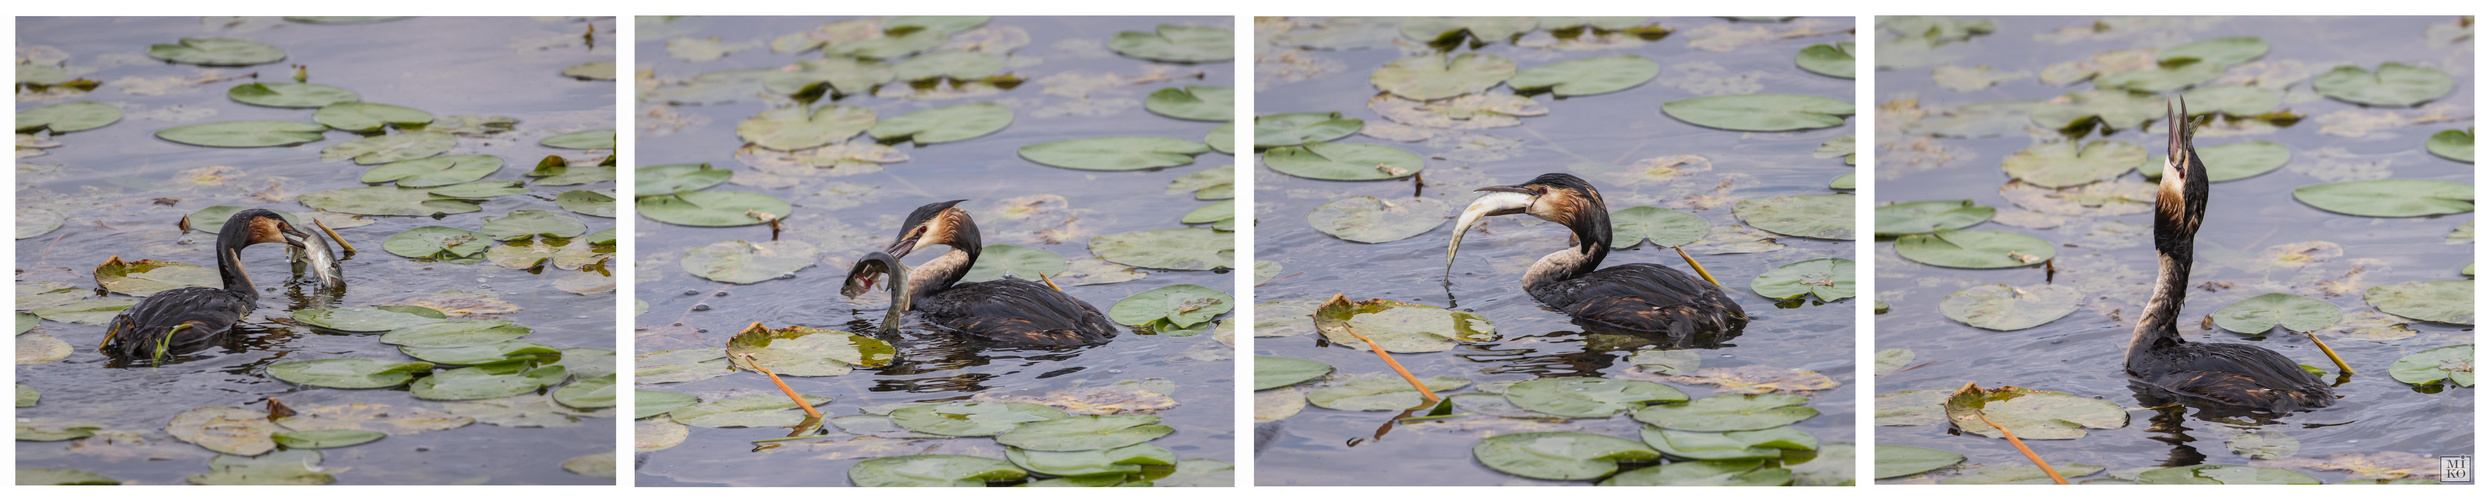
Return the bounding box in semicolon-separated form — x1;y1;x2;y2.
1873;16;2473;484
1252;17;1857;486
630;16;1236;487
16;17;617;485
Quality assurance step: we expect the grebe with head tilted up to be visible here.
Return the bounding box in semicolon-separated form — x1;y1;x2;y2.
2125;98;2333;413
1445;173;1747;340
100;208;309;361
840;200;1117;347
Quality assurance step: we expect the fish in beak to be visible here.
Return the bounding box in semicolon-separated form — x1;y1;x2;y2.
841;251;912;335
286;224;345;289
1445;186;1537;280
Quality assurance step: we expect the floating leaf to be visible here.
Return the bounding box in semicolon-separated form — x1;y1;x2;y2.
1144;86;1233;121
1471;432;1658;481
1941;463;2104;484
634;390;698;419
2388;344;2472;386
1640;426;1800;460
363;154;502;188
1875;200;1994;236
1942;382;2128;440
1662;94;1853;131
16;417;103;441
563;452;617;478
1874;445;1965;479
2029;89;2163;130
167;406;278;456
1941;283;2081;330
15;384;36;407
227;82;358;108
737;105;873;151
889;401;1068;437
1312;296;1496;353
1108;284;1232;328
475;210;587;241
2137;141;2290;182
867;102;1012;145
187;450;334;485
1206;121;1234;154
399;341;559;367
1874;349;1915;376
2226;430;2301;459
312;102;432;131
1263;141;1423;180
681;239;818;284
92;257;217;297
1019;136;1209;171
147;38;285;66
2364;279;2471;325
557;190;617;218
378;320;528;347
293;306;446;332
894;50;1003;81
956;244;1066;282
384;226;492;263
1508;54;1659;96
761;57;893;95
1751;258;1855;301
321;131;455;165
848;454;1027;487
1089;227;1232;270
1795;42;1856;79
2214;293;2342;334
16;101;121;133
1610;206;1709;248
1307;196;1450;243
1734;193;1854;240
1253;357;1332;391
638;191;794;227
1006;443;1174;477
408;364;566;401
1628;349;1701;376
1631;394;1817;432
267;359;434;389
1401;17;1539;42
1183;200;1236;224
16;468;117;485
670;394;832;428
1106;24;1233;63
1371;53;1514;100
541;130;615;150
156;121;327;148
2293;179;2473;217
2178;84;2282;117
1252;112;1362;147
270;429;384;449
1896;229;2055;268
1503;377;1688;418
635;163;730;196
635;349;731;384
1601;459;1792;486
2312;62;2454;107
2427;128;2473;163
561;61;616;80
993;415;1174;451
1306;374;1470;411
2135;465;2319;484
726;323;895;376
2003;140;2147;188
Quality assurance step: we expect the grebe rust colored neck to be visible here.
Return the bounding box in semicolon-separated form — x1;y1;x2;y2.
2129;100;2210;364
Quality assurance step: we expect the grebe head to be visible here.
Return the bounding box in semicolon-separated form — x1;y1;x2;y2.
1448;173;1613;278
228;208;311;250
885;199;973;258
2157;98;2209;246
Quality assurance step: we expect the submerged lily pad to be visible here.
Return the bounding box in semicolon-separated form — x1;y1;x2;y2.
1106;24;1233;63
1372;53;1515;100
167;406;278;456
187;450;333;485
408;364;567;401
634;390;697;419
1263;141;1423;180
1632;394;1817;432
1019;136;1209;171
227;82;359;108
148;38;286;66
364;154;503;188
1662;94;1853;131
267;359;434;389
1895;229;2055;268
737;105;873;151
1941;283;2082;331
726;323;896;376
2214;293;2342;334
16;101;122;133
16;468;118;485
1609;206;1708;248
1108;284;1232;329
2293;180;2473;217
2387;344;2473;387
1508;54;1659;96
638;191;793;227
293;306;446;332
378;320;529;347
1088;227;1232;270
2312;62;2454;107
2365;280;2472;325
541;130;615;150
1471;432;1659;481
889;401;1069;437
2003;140;2147;188
1306;374;1471;411
2427;128;2472;163
1502;377;1688;418
681;239;818;284
2135;465;2320;485
670;394;832;428
993;415;1174;451
1253;112;1363;147
1874;445;1965;479
1942;382;2127;440
156;121;327;147
1796;42;1856;79
1734;193;1854;240
867;102;1013;145
848;454;1028;487
322;131;456;165
1253;357;1332;391
1307;196;1450;243
894;50;1003;81
1144;86;1234;122
1751;258;1856;301
1312;296;1497;353
2137;141;2290;182
1875;200;1994;236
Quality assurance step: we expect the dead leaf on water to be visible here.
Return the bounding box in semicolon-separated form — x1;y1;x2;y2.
1666;366;1840;394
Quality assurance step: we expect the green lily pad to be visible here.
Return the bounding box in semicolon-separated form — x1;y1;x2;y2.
2029;89;2164;130
849;454;1028;487
1734;193;1854;240
148;38;285;66
635;163;730;196
2428;128;2473;163
187;450;334;485
2178;84;2282;117
1206;121;1234;154
1253;357;1332;391
556;190;617;218
16;101;121;133
228;82;358;108
156;121;327;148
2213;293;2342;334
92;258;217;297
1312;296;1497;353
681;239;818;284
1875;200;1994;236
1006;443;1174;477
1873;445;1965;479
1640;426;1792;460
363;154;502;188
1895;229;2056;268
890;401;1069;437
2293;179;2473;217
1601;459;1792;486
2365;280;2472;325
2135;465;2320;484
16;418;104;441
2003;140;2147;188
1089;227;1232;270
1306;374;1470;411
960;244;1068;282
670;394;832;428
2312;62;2454;107
378;320;529;347
1308;196;1450;243
28;298;135;325
1941;283;2082;331
1942;383;2128;440
1628;349;1701;375
554;347;617;379
635;348;731;384
479;210;587;241
1263;141;1423;180
541;130;615;150
1796;42;1856;79
321;131;456;165
1106;24;1233;63
2137;141;2291;182
638;190;794;227
553;374;617;409
293;306;446;332
760;57;892;96
1873;349;1913;375
1183;199;1235;225
635;390;698;419
894;50;1003;81
1371;53;1515;100
1401;17;1539;42
2387;344;2472;387
398;341;559;366
1502;377;1688;418
994;415;1174;451
270;429;384;449
1471;432;1659;481
1941;462;2103;484
562;452;616;478
561;61;616;80
383;226;492;263
1509;54;1659;96
16;468;118;485
267;359;435;389
1751;258;1855;301
408;364;567;401
1109;284;1232;328
1662;94;1853;131
15;384;36;407
2226;429;2300;459
1252;112;1362;147
167;406;278;456
1609;206;1709;248
867;102;1013;145
1019;136;1209;171
1144;86;1234;122
725;323;895;376
1632;394;1817;432
312;102;433;132
737;105;873;151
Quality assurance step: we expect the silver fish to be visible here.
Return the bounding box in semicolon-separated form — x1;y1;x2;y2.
288;226;345;289
1445;190;1534;281
842;251;911;334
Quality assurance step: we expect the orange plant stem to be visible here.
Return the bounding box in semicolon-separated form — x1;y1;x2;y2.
2305;331;2355;375
1978;412;2069;484
1340;324;1440;403
739;352;822;420
1675;246;1722;287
